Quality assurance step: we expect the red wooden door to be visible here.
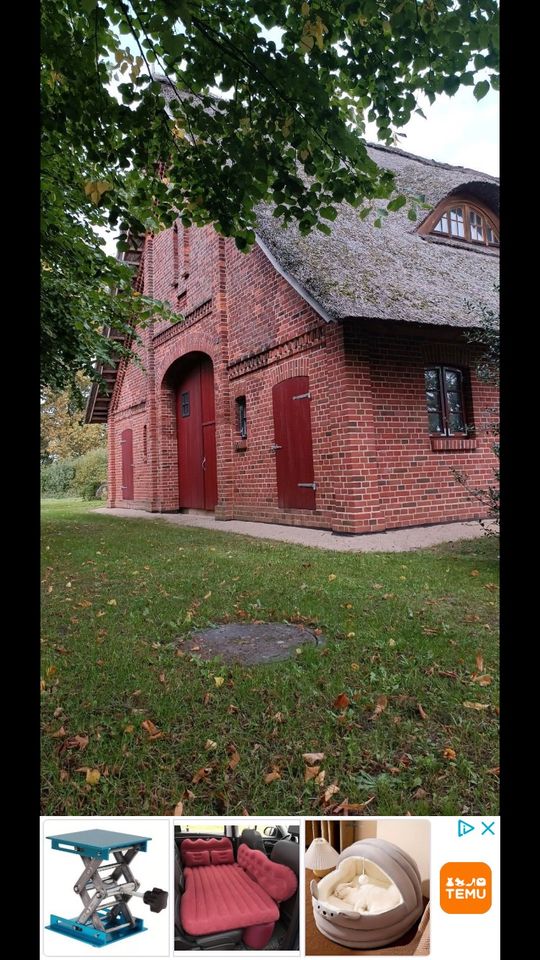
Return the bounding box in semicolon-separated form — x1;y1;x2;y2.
272;376;316;510
120;428;134;500
177;357;217;510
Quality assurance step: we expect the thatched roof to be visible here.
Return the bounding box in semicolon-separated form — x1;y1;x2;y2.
255;144;499;328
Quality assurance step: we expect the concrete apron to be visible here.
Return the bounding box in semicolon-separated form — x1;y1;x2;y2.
94;508;495;553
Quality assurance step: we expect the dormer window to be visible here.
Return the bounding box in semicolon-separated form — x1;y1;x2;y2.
420;194;499;249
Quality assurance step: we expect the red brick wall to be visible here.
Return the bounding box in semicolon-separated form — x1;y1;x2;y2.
108;221;499;532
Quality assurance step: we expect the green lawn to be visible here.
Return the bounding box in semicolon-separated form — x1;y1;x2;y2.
41;499;499;817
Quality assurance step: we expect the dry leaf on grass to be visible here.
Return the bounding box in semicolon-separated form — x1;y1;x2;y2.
328;574;337;582
417;703;428;720
463;701;489;711
487;766;500;776
174;801;184;816
86;769;101;785
333;693;350;710
442;747;457;760
141;719;160;737
59;769;69;783
227;749;240;771
227;704;239;715
412;787;427;800
159;672;166;685
59;734;88;753
472;674;492;686
332;797;375;815
323;783;339;804
371;695;388;719
192;766;212;784
303;752;324;764
470;569;480;577
476;653;484;672
51;726;67;738
214;677;225;688
205;739;217;751
314;770;326;785
304;765;320;782
264;769;281;784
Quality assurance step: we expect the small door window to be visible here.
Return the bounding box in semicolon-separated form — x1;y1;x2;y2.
181;392;190;417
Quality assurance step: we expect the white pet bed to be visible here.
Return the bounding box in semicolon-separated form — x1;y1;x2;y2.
310;839;424;949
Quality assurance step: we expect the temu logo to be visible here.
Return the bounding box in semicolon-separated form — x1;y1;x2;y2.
440;862;492;914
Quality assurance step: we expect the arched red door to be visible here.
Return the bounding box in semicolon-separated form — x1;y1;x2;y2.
177;356;218;510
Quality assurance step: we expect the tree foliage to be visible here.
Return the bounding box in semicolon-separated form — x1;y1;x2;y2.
41;376;107;463
41;0;499;388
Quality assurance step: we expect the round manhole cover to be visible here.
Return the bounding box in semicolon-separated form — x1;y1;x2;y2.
183;623;325;665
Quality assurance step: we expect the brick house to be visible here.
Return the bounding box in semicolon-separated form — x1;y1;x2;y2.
86;143;499;535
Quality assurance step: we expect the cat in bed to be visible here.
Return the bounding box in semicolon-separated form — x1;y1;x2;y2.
334;874;401;914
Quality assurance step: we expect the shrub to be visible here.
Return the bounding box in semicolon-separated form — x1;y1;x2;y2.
41;459;76;497
72;448;108;496
81;481;101;500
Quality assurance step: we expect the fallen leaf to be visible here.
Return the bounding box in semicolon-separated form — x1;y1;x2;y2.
227;704;239;715
192;766;212;784
203;692;212;706
442;747;457;760
190;645;200;652
205;739;217;751
59;734;88;752
334;693;350;710
417;703;428;721
59;769;69;782
214;677;225;688
107;599;117;606
46;666;57;678
371;695;388;719
86;769;101;785
51;726;66;738
174;801;184;816
184;789;196;800
159;672;166;684
53;706;63;718
264;770;281;784
303;752;325;764
487;766;500;776
315;769;326;785
273;711;285;722
472;674;492;686
347;633;356;640
328;574;337;582
227;749;240;771
323;783;339;803
412;787;427;800
304;765;320;782
470;569;480;577
463;701;489;711
388;638;396;647
124;724;134;733
382;593;395;600
372;583;384;590
332;797;375;815
476;653;484;672
350;660;359;669
141;719;160;737
203;591;212;600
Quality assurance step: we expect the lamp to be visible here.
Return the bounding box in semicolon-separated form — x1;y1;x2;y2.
304;837;339;877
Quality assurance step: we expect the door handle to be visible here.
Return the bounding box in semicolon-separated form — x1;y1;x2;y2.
270;444;282;452
202;457;207;471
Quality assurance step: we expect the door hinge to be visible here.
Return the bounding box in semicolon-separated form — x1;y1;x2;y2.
298;482;317;490
292;392;311;400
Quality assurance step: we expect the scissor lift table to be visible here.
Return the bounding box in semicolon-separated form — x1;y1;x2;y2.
46;829;168;947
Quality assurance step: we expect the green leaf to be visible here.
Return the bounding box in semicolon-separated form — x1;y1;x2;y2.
387;195;407;212
474;80;490;101
81;0;98;12
407;207;418;222
320;206;338;221
316;222;332;235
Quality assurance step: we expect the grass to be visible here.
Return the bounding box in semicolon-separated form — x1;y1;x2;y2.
41;499;499;817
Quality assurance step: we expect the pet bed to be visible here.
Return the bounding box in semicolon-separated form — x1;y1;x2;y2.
310;839;424;949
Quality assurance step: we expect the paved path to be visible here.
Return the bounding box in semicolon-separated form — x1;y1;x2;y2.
95;507;492;553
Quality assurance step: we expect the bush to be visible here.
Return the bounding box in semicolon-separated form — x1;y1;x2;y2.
41;459;76;497
72;448;108;497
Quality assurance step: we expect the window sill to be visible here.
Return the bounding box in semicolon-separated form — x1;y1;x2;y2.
430;436;477;451
234;440;248;452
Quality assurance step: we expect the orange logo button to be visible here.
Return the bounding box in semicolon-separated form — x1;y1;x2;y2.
440;862;492;914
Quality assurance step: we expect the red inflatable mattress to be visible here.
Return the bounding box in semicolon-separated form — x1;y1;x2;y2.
179;837;297;939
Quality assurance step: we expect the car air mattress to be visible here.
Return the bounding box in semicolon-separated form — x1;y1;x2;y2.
179;837;297;943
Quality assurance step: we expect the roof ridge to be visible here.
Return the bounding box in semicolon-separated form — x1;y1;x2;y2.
365;140;499;181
